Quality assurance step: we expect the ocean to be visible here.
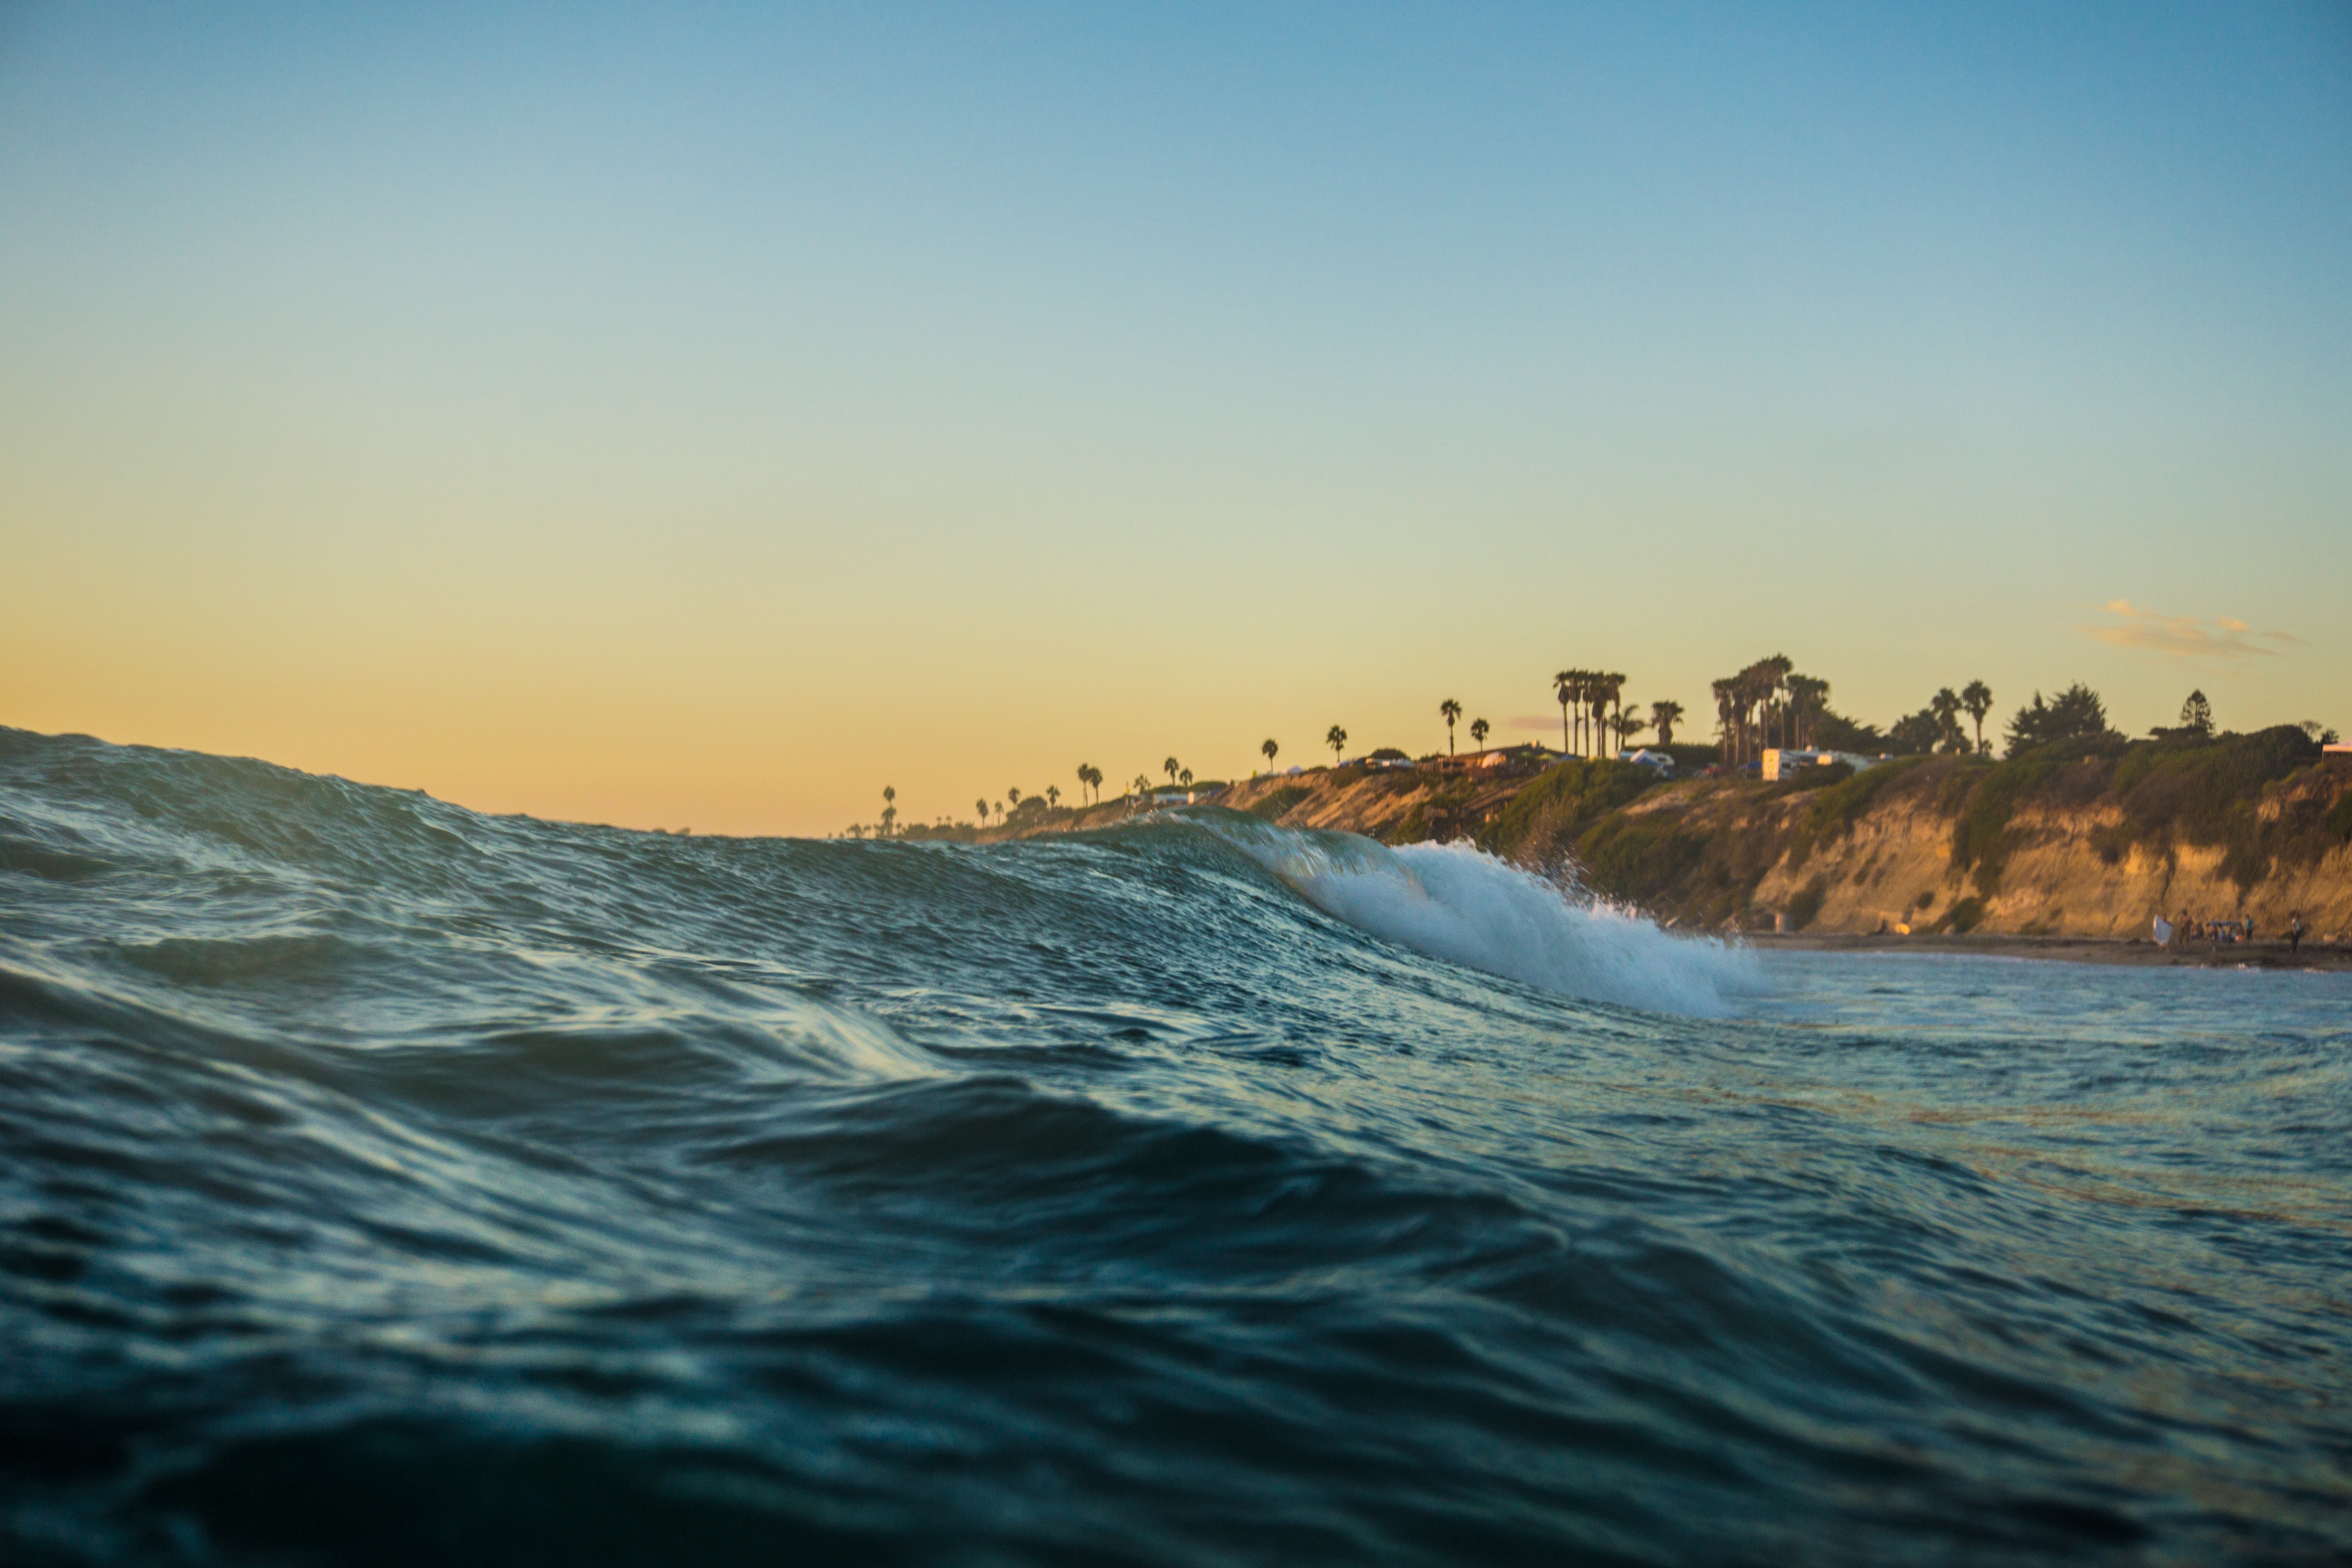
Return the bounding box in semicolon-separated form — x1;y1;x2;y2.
3;726;2346;1565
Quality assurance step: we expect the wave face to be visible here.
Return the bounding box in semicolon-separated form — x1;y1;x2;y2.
3;728;2349;1565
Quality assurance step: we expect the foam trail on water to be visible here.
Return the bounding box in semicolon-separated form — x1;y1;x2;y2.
1191;812;1757;1016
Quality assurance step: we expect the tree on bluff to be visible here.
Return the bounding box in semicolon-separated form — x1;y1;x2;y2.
2004;684;2113;757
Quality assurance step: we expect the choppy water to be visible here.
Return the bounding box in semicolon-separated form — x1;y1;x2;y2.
3;726;2347;1566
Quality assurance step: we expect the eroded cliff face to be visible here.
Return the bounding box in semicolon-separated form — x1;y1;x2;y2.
1195;750;2352;941
1744;789;2352;938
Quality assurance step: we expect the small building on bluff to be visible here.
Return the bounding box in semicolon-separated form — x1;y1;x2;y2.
1762;749;1888;781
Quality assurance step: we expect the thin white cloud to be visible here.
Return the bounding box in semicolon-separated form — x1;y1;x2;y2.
2082;600;2296;659
1506;714;1558;732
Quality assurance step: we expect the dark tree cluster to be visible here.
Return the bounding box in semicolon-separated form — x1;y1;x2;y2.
2003;684;2115;757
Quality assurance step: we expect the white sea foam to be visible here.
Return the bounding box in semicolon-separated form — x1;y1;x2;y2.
1203;815;1757;1017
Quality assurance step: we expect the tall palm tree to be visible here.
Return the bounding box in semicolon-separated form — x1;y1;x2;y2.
1784;675;1828;750
1598;673;1626;759
1650;699;1683;747
1470;717;1489;751
1553;671;1578;755
1439;698;1462;756
1046;785;1060;809
1077;763;1092;805
1611;710;1648;751
1960;680;1993;754
1712;679;1737;765
1179;768;1193;790
1261;738;1279;772
1132;774;1151;802
1161;756;1178;787
975;797;988;825
881;785;896;838
1930;687;1963;753
1008;786;1021;806
1326;724;1348;764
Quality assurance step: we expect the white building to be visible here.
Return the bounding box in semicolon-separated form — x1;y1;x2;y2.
1762;749;1887;781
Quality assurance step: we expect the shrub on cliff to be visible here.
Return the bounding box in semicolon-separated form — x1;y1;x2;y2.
1483;759;1658;867
1246;785;1311;822
1804;756;1928;841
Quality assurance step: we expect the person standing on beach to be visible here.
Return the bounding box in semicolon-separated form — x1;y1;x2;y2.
2288;913;2304;954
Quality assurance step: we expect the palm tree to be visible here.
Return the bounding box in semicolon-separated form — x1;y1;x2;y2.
974;796;988;825
1077;763;1093;805
1786;675;1828;750
1132;773;1151;802
1598;673;1627;759
1553;671;1579;755
1439;698;1462;756
1930;687;1963;753
1164;756;1180;787
1650;699;1683;747
1008;786;1021;806
881;785;896;838
1961;680;1993;754
1261;738;1279;773
1470;717;1489;751
1180;768;1193;793
1326;724;1348;764
1711;679;1738;765
1611;710;1648;751
1046;784;1060;809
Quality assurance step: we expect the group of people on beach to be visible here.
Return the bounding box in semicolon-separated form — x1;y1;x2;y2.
2161;911;2306;953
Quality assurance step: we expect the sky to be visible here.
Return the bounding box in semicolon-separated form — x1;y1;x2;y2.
4;2;2347;835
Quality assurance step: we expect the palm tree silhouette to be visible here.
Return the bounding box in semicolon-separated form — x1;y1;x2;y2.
1930;688;1963;753
1008;786;1021;807
1469;717;1489;751
1261;738;1279;773
1179;768;1193;790
1650;700;1683;747
1326;724;1348;764
1440;698;1462;756
1786;674;1828;750
1164;756;1180;787
1960;680;1993;754
974;797;988;826
881;785;897;838
1046;785;1060;809
1597;673;1626;759
1553;671;1578;754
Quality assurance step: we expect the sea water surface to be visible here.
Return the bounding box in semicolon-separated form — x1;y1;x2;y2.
2;728;2347;1565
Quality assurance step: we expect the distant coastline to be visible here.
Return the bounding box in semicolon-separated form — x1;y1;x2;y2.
858;730;2352;953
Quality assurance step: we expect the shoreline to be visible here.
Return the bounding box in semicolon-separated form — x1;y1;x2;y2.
1738;930;2352;970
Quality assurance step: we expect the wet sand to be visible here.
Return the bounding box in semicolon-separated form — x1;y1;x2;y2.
1746;931;2352;970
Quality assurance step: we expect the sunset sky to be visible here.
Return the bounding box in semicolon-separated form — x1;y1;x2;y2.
5;4;2347;835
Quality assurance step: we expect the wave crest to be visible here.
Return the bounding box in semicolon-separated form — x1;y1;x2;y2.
1181;809;1757;1016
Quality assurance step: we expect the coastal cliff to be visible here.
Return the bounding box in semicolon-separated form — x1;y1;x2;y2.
1194;732;2352;939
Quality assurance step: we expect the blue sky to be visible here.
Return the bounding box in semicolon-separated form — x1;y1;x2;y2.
4;4;2346;830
